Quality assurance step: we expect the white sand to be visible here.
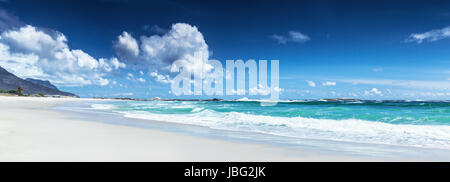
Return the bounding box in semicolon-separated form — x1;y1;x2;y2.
0;96;378;162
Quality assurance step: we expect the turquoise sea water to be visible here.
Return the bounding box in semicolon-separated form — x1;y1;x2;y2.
91;100;450;149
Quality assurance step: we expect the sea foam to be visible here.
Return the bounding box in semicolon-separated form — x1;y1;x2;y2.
90;101;450;150
118;109;450;149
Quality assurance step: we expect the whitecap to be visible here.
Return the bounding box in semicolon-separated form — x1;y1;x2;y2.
91;104;116;110
117;109;450;150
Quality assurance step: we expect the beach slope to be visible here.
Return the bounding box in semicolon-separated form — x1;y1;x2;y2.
0;96;353;162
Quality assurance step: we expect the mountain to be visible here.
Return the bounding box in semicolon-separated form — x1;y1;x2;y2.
0;66;78;97
25;78;59;90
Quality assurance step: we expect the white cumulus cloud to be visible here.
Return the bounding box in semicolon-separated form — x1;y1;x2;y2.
117;23;214;84
126;73;134;80
407;26;450;43
364;88;383;96
322;81;336;86
271;31;310;44
150;71;172;84
271;34;288;44
140;23;210;73
137;77;146;83
306;80;316;87
114;31;139;58
0;25;125;86
288;31;310;43
340;78;450;90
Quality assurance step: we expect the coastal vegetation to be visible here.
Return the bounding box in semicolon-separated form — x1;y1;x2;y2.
0;87;24;96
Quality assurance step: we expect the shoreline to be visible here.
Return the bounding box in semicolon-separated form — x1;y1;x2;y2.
0;96;356;161
1;96;449;161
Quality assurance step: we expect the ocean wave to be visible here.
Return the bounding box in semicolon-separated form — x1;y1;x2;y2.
171;105;193;109
235;97;308;103
118;109;450;150
191;107;204;112
91;104;116;110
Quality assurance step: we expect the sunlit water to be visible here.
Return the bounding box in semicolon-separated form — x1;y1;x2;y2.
89;100;450;150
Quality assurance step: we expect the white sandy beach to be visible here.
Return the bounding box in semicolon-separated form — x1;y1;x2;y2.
0;96;370;162
5;96;447;162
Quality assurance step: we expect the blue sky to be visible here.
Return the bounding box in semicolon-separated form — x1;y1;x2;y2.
1;0;450;100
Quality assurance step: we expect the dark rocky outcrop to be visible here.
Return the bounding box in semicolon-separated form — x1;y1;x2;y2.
0;66;78;97
25;78;59;90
